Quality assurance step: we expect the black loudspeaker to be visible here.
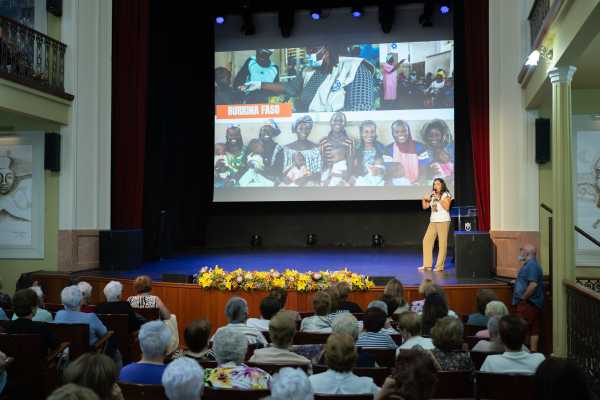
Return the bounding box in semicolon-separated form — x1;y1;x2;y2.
45;133;61;172
161;274;194;284
99;229;143;271
535;118;550;164
46;0;63;17
454;232;492;279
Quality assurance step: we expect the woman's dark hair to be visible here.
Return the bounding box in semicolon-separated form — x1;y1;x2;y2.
133;275;152;294
499;315;527;351
432;178;449;195
380;294;399;318
476;289;498;315
363;307;387;333
260;296;282;319
269;288;288;308
422;119;451;147
184;319;211;353
534;358;596;400
391;349;438;400
12;289;37;318
422;293;449;336
62;353;119;400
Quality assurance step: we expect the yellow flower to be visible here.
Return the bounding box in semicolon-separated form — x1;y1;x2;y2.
272;277;286;288
199;275;213;288
225;280;232;290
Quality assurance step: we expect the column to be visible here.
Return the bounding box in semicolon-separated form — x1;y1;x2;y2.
548;65;576;357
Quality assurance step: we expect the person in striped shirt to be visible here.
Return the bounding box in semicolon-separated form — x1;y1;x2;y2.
356;307;397;350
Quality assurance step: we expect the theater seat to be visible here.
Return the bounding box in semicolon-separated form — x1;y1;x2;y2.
118;382;167;400
433;370;474;398
470;351;502;370
202;387;270;400
358;348;396;368
312;365;391;386
474;371;535;400
314;395;374;400
293;332;330;345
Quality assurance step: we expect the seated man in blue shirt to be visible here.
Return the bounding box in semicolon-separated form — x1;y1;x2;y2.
512;244;544;352
119;320;171;384
54;285;108;347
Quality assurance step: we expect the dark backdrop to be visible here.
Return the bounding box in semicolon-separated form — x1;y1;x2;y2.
140;2;475;257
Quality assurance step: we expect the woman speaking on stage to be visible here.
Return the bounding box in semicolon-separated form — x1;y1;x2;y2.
419;178;452;272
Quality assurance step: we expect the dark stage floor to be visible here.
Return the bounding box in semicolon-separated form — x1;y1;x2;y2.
87;247;502;286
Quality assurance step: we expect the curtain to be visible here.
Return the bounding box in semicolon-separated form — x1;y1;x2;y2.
464;0;490;231
111;0;149;229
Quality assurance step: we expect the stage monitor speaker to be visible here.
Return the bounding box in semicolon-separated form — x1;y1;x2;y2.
162;274;194;284
45;132;61;172
371;276;396;286
454;232;492;279
99;229;143;271
535;118;550;164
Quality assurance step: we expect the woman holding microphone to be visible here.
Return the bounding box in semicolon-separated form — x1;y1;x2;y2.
419;178;452;272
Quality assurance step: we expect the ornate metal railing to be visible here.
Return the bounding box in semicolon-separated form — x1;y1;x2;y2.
0;15;72;99
566;280;600;395
528;0;550;49
576;278;600;295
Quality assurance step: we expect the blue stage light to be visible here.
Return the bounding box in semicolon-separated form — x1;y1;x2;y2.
311;11;321;20
440;5;450;14
352;10;361;17
215;16;225;24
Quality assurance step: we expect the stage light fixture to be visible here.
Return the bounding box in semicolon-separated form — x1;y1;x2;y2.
306;233;317;246
310;9;322;20
351;7;363;18
250;234;262;247
215;16;225;25
439;0;451;14
278;8;295;38
378;2;395;33
240;6;255;35
372;234;384;247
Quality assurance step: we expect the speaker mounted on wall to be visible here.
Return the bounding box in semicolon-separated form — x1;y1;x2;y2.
44;132;61;172
535;118;550;164
46;0;63;17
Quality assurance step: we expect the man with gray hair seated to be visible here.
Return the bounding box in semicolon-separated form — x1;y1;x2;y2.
162;357;204;400
211;296;268;347
205;327;271;389
96;280;143;332
119;320;171;384
54;285;107;346
269;367;314;400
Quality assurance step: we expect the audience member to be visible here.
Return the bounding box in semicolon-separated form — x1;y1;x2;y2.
175;319;215;362
481;315;544;374
7;289;58;355
383;278;409;314
534;358;597;400
300;291;332;332
430;317;474;371
475;300;509;339
47;384;100;400
310;333;380;395
270;287;301;321
127;275;171;320
247;295;281;332
336;282;362;313
356;307;397;349
409;278;435;313
205;327;271;389
328;313;376;367
12;285;53;322
368;299;398;334
467;288;498;327
96;281;143;333
324;285;348;323
0;278;11;310
269;367;314;400
0;307;6;321
376;349;438;400
63;353;123;400
421;293;449;336
119;321;171;384
162;357;205;400
55;285;108;346
423;284;458;318
212;296;268;346
397;311;434;352
77;281;95;313
472;316;506;353
250;310;311;368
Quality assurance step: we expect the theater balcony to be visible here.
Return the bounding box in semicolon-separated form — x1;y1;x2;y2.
0;15;73;127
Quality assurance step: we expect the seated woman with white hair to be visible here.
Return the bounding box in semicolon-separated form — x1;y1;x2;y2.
309;333;380;395
211;296;268;347
11;285;53;322
472;316;529;353
96;281;143;332
205;327;271;390
475;300;509;339
269;367;314;400
119;320;171;384
77;281;95;313
54;285;108;346
162;357;205;400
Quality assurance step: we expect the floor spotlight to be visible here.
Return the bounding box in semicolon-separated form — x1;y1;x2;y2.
250;234;262;247
306;233;317;246
372;234;384;247
215;16;225;25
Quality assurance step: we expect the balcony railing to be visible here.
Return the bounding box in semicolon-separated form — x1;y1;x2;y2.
0;15;73;100
566;280;600;395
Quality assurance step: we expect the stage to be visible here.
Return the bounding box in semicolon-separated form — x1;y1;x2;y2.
85;247;499;286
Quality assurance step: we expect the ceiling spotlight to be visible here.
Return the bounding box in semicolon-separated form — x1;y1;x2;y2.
250;234;262;247
215;16;225;25
351;7;363;18
306;233;317;246
310;10;322;20
372;234;384;247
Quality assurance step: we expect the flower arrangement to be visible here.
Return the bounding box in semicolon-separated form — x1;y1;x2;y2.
196;266;375;292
